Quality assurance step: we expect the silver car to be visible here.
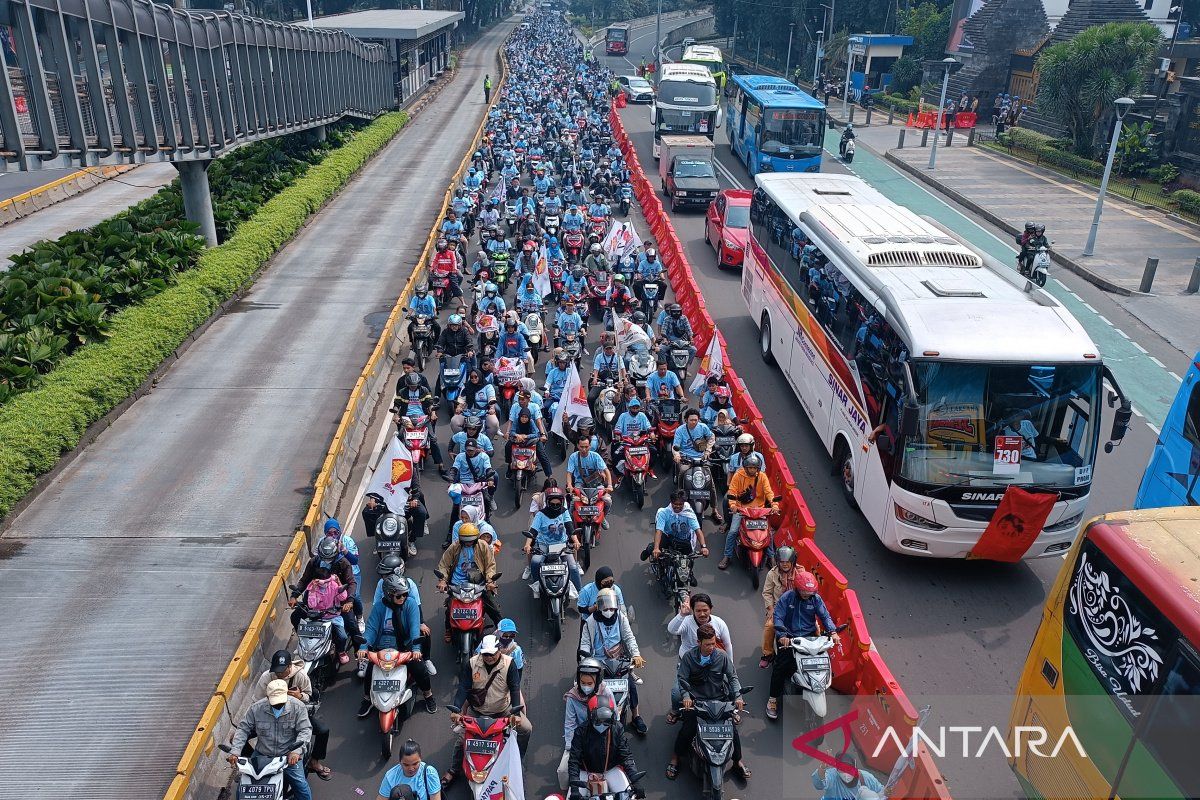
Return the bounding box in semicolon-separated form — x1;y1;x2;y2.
616;75;655;104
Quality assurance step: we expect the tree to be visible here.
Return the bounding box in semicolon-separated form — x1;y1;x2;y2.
1035;21;1161;157
887;2;951;94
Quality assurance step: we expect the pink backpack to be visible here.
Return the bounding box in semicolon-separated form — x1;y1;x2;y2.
305;575;347;616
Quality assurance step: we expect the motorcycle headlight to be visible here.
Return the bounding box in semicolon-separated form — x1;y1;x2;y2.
380;516;398;536
690;470;706;489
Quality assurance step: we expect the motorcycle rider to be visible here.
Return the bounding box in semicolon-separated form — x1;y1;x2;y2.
448;437;498;517
667;624;749;783
560;658;618;786
434;314;475;371
612;395;652;470
544;348;573;403
376;738;443;800
563;203;585;233
605;275;636;325
544;187;565;218
254;650;332;780
444;634;531;787
477;282;506;317
838;123;855;157
646;489;710;563
441;211;465;250
812;754;886;799
429;239;463;300
656;303;694;366
545;234;566;263
453;368;500;437
356;575;438;719
496;314;534;372
289;537;362;660
227;679;313;800
436;522;502;630
699;385;733;426
766;570;840;720
525;486;583;595
759;545;798;669
562;267;590;303
566;434;614;521
554;297;587;349
646;359;685;401
478;201;501;234
504;403;544;479
719;453;777;570
1016;222;1048;275
394;374;448;479
363;488;430;560
578;588;648;734
478;617;526;677
588;337;625;405
673;409;721;524
406;284;441;344
583;242;608;275
567;696;645;798
577;564;626;619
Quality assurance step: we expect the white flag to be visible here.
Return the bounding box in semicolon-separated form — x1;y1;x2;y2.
550;362;590;440
489;176;505;206
689;333;726;395
613;314;651;361
602;220;642;264
365;434;414;510
531;246;552;300
476;731;525;800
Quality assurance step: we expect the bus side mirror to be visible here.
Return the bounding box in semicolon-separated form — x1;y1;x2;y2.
1105;403;1132;452
875;433;894;454
900;403;919;438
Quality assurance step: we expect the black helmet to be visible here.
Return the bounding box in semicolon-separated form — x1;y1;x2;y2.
383;573;410;600
632;310;647;324
588;695;617;726
316;538;339;561
377;553;406;577
1033;224;1045;235
577;417;595;434
776;545;798;566
404;373;422;390
668;303;683;318
1024;221;1036;231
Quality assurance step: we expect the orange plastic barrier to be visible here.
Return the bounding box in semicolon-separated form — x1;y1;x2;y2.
609;100;952;799
955;111;977;129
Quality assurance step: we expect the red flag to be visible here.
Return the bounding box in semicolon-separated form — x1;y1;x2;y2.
968;486;1059;562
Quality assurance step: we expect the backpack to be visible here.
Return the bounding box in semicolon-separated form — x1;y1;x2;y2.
306;575;347;615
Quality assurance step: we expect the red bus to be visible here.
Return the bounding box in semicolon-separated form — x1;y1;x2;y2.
605;24;630;55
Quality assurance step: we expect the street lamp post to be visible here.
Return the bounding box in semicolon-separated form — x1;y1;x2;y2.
927;57;962;169
1082;97;1135;257
654;0;662;70
785;23;795;81
813;29;824;87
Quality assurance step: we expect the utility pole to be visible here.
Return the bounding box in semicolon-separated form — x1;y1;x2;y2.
813;29;823;87
785;22;795;81
927;57;962;169
730;15;738;66
655;0;663;69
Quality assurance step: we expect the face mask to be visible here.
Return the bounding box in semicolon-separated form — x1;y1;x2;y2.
579;681;596;696
593;723;610;733
698;653;712;666
599;609;617;623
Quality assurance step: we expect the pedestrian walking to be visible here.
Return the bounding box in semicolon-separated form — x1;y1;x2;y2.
970;95;980;113
483;74;493;103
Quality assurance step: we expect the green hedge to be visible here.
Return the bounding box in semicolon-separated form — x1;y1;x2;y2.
995;128;1106;176
0;111;410;521
1174;189;1200;217
876;93;921;114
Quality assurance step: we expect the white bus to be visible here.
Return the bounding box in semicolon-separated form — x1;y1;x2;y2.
743;173;1132;558
651;63;720;159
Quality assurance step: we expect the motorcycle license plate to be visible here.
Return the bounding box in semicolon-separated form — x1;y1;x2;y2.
451;607;480;620
514;448;535;460
374;679;404;692
466;738;499;755
605;677;629;694
298;622;326;637
414;324;430;334
698;723;733;738
406;433;425;444
801;656;830;669
578;505;600;516
540;563;568;575
376;539;404;550
239;786;277;799
628;447;649;457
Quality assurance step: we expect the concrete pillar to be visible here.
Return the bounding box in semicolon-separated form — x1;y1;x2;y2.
314;124;327;142
176;160;218;247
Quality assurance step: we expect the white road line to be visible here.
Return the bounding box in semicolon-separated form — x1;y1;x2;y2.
714;158;744;189
1132;341;1148;353
1150;355;1166;368
1052;278;1067;289
1169;371;1183;382
1097;314;1113;326
1081;302;1097;312
1115;329;1131;339
1132;406;1145;418
1148;423;1162;436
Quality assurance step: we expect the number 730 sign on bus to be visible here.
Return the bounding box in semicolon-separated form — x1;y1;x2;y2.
994;436;1023;475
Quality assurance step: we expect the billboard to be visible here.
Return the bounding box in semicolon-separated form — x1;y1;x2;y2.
946;0;987;53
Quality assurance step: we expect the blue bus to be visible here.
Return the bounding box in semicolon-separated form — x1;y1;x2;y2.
726;74;825;175
1136;352;1200;508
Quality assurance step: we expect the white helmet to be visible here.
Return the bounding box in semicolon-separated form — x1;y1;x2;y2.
737;433;755;447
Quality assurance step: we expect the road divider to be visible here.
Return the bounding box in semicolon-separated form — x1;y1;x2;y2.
610;103;951;800
162;40;512;800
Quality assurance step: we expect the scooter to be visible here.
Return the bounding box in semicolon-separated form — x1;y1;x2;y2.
599;655;635;725
618;432;654;509
651;541;697;612
438;354;466;410
571;486;607;572
434;569;494;664
403;413;432;473
373;512;409;561
508;434;541;508
368;648;418;760
734;505;779;589
407;313;435;372
676;452;714;520
708;420;742;489
291;597;338;694
652;398;683;470
637;278;662;316
458;480;491;523
588;271;612;320
526;534;571;641
842;137;855;163
619;185;633;216
666;337;693;383
676;687;753;800
447;704;525;800
566;767;647;800
219;740;302;800
564;230;586;263
627;352;654;395
1020;244;1051;287
595;381;620;441
523;312;546;362
777;624;849;739
560;332;584;367
495;357;527;420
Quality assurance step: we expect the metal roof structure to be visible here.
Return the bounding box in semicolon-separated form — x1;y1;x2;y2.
311;9;464;40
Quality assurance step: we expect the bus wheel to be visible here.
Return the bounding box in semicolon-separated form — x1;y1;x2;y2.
759;314;776;366
834;440;859;509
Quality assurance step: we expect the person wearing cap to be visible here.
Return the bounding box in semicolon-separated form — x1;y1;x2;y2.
227;679;313;800
444;634;531;787
767;570;840;720
812;753;885;799
253;650;332;780
475;618;525;678
567;694;645;798
378;738;442;800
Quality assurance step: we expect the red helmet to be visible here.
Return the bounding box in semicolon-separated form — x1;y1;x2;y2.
712;386;731;402
794;570;818;593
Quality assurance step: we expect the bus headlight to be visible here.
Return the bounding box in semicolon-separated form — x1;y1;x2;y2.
759;160;774;172
894;503;946;531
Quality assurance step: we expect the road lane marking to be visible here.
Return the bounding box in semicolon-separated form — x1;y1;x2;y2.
1168;371;1183;382
1132;341;1148;353
1150;355;1166;368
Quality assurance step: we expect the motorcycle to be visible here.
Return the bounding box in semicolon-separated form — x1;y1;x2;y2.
457;480;491;524
637;278;662;316
548;260;566;299
526;534;572;641
567;768;647;800
373;512;409;561
431;267;456;308
666;337;693;383
652;398;683;470
434;569;495;664
492;253;513;291
476;313;500;357
676;687;753;800
290;596;338;694
564;230;586;264
219;740;302;800
676;453;715;520
368;648;419;760
593;377;620;441
560;331;584;367
523;312;546;362
508;434;541;507
404;413;432;472
652;542;697;612
571;486;607;572
734;505;779;589
495;356;527;419
618;432;654;509
1020;244;1051;287
627;352;654;396
543;212;561;232
842;137;855;163
599;655;635;726
619;185;632;216
504;202;518;234
777;624;849;739
709;421;741;489
447;704;525;799
588;215;607;239
407;313;434;372
588;270;611;320
438;354;466;410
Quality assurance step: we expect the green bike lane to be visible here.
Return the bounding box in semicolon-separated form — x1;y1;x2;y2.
826;128;1181;431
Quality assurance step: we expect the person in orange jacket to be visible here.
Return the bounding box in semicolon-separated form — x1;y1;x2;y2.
718;453;777;570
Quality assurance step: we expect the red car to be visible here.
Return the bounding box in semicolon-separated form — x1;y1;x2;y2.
705;189;752;269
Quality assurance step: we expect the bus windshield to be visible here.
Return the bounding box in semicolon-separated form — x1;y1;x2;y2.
900;361;1101;490
759;109;824;154
657;81;717;108
607;27;627;41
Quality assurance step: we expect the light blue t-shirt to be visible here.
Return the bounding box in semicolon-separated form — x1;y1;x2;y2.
378;761;441;800
614;412;651;438
530;510;572;548
567;450;607;484
646;370;681;398
578;581;625;612
673;421;713;459
655;506;700;546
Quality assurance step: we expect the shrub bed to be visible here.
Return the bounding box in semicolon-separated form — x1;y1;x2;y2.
0;111;410;521
1174;189;1200;217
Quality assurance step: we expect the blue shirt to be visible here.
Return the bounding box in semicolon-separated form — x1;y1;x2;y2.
462;383;496;412
774;588;837;638
451;518;499;545
508;401;543;424
363;596;422;653
614;411;651;438
578;581;625;612
478;295;506;316
544;365;571;399
655;506;700;546
812;766;884;799
496;330;529;358
451;452;493;483
451;430;494;454
592;350;622;375
556;311;585;334
563;211;584;230
372;576;422;607
567;450;607;484
673;422;713;459
442;220;464;239
452;545;478;585
530;510;573;548
408;295;437;317
379;762;441;800
646;370;681;398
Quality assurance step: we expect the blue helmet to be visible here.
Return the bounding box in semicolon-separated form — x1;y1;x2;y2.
449;314;463;325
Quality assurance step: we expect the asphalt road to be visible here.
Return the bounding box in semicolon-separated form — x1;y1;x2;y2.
0;166;76;200
593;19;1170;800
0;21;514;800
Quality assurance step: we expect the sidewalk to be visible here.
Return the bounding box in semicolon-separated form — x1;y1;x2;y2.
847;118;1200;356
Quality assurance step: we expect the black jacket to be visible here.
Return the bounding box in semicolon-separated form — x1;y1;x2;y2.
292;552;356;599
437;326;473;356
568;721;639;784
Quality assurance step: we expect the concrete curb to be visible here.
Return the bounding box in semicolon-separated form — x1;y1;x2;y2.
883;149;1138;297
0;164;141;226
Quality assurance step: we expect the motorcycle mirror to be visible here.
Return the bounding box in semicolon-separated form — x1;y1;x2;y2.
218;743;232;754
511;704;525;714
447;704;461;714
432;570;445;580
737;686;754;696
523;529;536;539
835;622;850;633
1109;402;1132;446
628;771;648;785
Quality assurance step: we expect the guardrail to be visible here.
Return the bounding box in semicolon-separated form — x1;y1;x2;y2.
609;102;951;800
162;40;510;800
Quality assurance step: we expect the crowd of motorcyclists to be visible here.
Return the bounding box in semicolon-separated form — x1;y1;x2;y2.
226;9;866;800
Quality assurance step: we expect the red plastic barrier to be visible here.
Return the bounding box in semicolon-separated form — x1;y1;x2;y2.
955;111;977;129
850;650;922;771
